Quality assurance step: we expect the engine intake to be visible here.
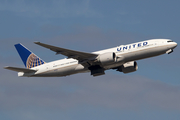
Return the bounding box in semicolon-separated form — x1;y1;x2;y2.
97;52;116;64
117;61;138;73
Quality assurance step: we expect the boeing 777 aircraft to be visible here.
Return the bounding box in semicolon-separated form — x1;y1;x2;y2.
4;39;177;77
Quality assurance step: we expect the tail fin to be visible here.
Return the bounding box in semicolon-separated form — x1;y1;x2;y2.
15;43;46;68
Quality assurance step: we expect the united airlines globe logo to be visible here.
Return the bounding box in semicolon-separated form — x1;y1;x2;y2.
26;53;45;68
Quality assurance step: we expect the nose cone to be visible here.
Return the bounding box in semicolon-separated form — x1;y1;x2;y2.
167;41;177;49
173;42;178;49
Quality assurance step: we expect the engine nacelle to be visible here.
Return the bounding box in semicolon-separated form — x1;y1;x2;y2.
117;61;138;73
97;52;116;64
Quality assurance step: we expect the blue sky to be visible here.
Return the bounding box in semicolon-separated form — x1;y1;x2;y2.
1;0;180;120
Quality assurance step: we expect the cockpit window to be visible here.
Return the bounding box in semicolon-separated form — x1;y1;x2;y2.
167;40;173;42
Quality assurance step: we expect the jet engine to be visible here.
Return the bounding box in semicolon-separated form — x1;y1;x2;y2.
97;52;116;64
117;61;138;73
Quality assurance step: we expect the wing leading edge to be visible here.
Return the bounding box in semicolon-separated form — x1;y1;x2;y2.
34;42;98;62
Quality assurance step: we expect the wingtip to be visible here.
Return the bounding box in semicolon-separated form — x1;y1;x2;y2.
4;66;12;70
34;41;40;44
4;66;9;69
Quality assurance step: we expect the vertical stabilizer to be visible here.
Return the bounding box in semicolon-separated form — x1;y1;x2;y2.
15;43;46;68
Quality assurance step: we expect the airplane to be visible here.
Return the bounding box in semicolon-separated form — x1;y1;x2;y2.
4;39;177;77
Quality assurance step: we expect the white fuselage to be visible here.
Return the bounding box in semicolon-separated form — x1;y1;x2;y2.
18;39;177;77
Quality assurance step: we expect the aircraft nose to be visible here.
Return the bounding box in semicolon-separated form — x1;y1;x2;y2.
173;42;178;48
167;41;178;49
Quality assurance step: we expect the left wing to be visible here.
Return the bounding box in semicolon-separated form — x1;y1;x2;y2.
34;42;98;62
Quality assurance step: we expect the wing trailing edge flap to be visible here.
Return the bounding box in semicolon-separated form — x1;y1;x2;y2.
34;42;98;62
4;66;37;73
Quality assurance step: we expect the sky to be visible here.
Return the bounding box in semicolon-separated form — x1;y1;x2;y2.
1;0;180;120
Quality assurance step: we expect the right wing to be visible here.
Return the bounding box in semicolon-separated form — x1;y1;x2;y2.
4;66;37;73
34;42;98;62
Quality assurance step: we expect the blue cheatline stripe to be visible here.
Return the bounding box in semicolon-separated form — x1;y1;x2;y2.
14;43;46;68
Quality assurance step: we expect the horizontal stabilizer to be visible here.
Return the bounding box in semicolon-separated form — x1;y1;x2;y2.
4;66;37;73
